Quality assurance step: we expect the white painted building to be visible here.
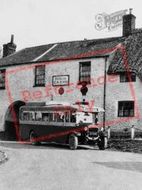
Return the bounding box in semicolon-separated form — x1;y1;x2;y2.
0;11;142;139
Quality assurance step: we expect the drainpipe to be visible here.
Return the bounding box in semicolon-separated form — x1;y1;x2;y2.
103;56;108;129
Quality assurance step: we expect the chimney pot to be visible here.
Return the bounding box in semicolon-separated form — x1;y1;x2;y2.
11;34;14;43
129;8;133;14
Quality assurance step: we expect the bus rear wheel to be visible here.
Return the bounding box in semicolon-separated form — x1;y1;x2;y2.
29;131;40;145
69;134;78;150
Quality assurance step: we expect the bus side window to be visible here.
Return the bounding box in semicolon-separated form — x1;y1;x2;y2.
30;112;35;121
22;112;30;121
53;112;64;122
56;113;64;122
65;112;70;122
42;113;49;122
71;113;76;123
48;113;53;122
42;112;53;122
35;112;42;121
22;112;35;121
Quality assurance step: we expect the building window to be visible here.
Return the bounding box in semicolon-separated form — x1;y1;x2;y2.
118;101;134;117
0;69;6;89
79;62;91;84
34;65;45;86
120;72;136;82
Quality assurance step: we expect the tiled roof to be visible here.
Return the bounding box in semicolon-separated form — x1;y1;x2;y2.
36;37;125;62
1;31;142;80
0;44;53;66
0;37;125;67
108;29;142;80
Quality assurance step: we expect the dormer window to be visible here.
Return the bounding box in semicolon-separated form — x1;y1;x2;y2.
120;72;136;82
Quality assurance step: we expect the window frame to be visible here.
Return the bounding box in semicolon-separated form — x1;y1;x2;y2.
78;61;91;85
118;101;134;117
0;69;6;90
34;65;45;87
120;72;136;83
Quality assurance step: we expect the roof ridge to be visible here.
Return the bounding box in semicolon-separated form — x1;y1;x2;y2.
57;36;124;44
23;36;124;50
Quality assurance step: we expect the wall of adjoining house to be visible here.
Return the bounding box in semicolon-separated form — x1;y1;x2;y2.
105;74;142;130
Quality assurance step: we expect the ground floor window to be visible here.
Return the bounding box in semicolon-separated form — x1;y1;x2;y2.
118;101;134;117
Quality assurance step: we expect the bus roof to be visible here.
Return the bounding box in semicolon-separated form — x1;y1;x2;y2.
20;104;77;112
21;101;104;113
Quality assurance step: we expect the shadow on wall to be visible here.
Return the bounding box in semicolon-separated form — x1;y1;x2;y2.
4;100;25;141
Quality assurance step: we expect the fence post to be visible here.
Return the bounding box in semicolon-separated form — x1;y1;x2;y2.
107;126;111;139
131;125;135;140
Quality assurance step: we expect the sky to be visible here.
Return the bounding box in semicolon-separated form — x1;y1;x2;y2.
0;0;141;51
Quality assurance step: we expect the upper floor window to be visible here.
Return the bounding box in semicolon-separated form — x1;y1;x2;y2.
0;69;6;89
79;62;91;84
118;101;134;117
120;72;136;82
34;65;45;86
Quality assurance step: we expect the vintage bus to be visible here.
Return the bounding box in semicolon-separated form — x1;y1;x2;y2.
19;101;107;150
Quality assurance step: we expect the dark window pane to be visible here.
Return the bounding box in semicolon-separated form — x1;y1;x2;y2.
79;62;91;84
0;69;6;89
35;65;45;86
120;73;136;83
118;101;134;117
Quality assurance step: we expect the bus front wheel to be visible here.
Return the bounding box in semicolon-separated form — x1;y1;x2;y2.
98;136;108;150
29;131;40;145
69;134;78;150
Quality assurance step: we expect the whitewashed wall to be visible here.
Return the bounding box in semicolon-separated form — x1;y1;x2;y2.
0;56;141;132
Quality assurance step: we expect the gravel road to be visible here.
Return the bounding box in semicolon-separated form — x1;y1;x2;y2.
0;141;142;190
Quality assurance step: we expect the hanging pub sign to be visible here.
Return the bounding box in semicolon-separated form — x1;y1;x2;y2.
52;75;69;86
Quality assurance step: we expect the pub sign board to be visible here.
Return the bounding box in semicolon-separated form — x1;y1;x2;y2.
52;75;69;86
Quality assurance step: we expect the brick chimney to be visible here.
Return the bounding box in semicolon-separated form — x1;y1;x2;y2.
3;35;17;57
123;8;136;36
